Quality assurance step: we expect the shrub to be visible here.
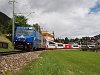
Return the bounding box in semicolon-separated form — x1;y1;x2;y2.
81;45;89;51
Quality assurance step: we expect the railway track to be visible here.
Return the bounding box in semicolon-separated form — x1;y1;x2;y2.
0;49;43;57
0;48;80;56
0;50;29;56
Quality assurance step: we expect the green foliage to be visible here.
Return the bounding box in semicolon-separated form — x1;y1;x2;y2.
69;38;74;42
81;45;89;51
15;15;28;26
6;20;12;34
64;37;69;44
0;12;11;34
6;15;29;34
0;48;13;52
14;51;100;75
54;38;64;43
0;12;29;35
33;23;41;33
54;38;59;42
74;38;79;42
0;32;2;35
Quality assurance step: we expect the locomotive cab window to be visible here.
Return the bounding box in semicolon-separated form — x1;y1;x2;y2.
15;27;33;36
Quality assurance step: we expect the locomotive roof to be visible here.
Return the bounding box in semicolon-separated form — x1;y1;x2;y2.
16;26;35;30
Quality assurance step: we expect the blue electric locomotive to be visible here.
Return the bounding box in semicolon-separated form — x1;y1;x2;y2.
14;26;46;51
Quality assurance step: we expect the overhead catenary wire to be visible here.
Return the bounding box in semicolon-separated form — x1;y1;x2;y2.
15;0;35;17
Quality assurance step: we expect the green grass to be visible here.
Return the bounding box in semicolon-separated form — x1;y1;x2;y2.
0;48;14;52
13;50;100;75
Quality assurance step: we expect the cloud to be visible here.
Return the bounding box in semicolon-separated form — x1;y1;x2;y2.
28;0;97;13
27;0;99;38
0;0;12;17
89;1;100;13
0;0;100;39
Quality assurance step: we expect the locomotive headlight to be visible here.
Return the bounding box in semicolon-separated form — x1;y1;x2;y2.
27;43;30;45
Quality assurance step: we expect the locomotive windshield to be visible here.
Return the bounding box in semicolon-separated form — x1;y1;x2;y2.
15;27;33;36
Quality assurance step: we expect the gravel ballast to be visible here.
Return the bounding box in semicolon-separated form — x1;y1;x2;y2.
0;51;42;75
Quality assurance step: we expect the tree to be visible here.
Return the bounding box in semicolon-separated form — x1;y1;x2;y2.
69;39;74;42
7;15;29;34
64;37;69;44
6;20;12;34
0;12;11;34
74;38;79;41
6;15;29;41
54;38;59;42
33;23;41;33
15;15;28;26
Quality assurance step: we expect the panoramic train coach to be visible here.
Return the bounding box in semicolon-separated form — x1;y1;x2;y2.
56;43;64;49
63;44;72;49
14;26;46;51
46;41;56;49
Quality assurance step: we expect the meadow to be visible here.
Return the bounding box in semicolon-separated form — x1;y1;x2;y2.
15;50;100;75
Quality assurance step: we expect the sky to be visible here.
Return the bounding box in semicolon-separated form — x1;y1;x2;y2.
0;0;100;39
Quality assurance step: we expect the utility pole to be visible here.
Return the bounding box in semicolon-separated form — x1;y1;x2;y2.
38;25;39;32
9;0;16;49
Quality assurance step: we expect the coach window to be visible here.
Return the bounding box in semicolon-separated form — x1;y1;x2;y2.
58;44;63;46
49;42;55;46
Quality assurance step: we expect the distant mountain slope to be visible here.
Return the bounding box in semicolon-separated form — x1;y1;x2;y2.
0;12;11;34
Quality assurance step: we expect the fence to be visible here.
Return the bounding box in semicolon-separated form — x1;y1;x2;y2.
0;42;8;49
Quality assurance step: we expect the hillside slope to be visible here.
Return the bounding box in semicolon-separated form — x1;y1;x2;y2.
0;12;11;34
0;35;12;49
